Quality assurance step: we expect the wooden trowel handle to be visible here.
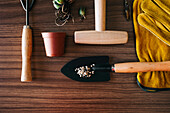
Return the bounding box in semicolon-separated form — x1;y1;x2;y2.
21;25;32;82
95;0;106;31
114;61;170;73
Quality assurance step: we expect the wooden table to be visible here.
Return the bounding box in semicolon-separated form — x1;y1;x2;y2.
0;0;170;112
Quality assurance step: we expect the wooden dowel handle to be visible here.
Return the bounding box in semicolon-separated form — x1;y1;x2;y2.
95;0;106;31
114;61;170;73
21;25;32;82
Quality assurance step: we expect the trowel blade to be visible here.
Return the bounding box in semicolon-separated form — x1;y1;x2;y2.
61;56;110;82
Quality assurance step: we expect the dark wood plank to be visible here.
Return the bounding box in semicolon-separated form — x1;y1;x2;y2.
0;0;170;113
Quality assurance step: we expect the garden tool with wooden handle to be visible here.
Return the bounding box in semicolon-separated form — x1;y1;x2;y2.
74;0;128;44
20;0;35;82
61;56;170;82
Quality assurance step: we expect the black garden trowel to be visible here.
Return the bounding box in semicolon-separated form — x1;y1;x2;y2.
61;56;170;82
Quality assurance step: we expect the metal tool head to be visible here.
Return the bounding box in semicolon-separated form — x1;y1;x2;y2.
61;56;110;82
20;0;35;25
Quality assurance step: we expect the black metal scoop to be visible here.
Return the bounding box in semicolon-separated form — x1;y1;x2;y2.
61;56;111;82
61;56;170;82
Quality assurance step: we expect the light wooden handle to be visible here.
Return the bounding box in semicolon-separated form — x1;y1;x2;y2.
21;25;32;82
115;61;170;73
95;0;106;31
75;30;128;44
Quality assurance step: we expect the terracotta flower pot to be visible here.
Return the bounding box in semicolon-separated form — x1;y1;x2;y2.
41;32;66;57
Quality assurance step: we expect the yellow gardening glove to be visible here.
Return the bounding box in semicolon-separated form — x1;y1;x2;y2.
133;0;170;92
138;0;170;46
153;0;170;17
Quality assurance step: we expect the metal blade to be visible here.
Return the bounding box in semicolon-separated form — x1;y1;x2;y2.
61;56;110;82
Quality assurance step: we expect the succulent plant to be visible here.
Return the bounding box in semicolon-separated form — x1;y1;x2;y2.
53;0;64;10
79;7;86;20
56;0;64;4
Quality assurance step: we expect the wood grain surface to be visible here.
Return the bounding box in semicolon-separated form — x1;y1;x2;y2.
0;0;170;113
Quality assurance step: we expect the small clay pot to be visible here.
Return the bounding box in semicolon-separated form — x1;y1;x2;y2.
41;32;66;57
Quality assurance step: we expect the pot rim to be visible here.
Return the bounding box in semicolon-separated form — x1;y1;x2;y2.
41;32;66;34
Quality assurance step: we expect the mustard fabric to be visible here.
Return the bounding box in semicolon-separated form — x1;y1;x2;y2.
133;0;170;90
138;0;170;46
